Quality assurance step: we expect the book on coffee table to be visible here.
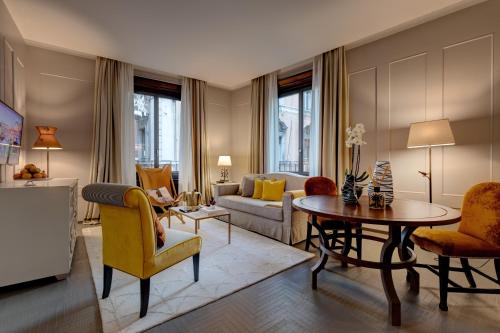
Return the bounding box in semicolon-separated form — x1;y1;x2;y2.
199;206;228;216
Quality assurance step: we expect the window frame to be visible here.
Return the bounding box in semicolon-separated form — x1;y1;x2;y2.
134;76;181;169
278;84;312;176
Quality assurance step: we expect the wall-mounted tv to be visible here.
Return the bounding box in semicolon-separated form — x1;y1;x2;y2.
0;99;23;165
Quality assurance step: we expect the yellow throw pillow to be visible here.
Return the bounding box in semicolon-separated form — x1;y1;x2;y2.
261;179;286;201
252;178;264;199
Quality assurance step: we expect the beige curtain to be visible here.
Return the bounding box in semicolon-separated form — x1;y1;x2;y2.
85;57;134;221
249;76;266;174
314;47;349;184
179;77;212;203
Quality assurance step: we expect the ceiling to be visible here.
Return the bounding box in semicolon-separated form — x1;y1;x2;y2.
4;0;482;90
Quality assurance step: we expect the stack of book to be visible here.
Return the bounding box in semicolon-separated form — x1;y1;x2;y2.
199;205;227;216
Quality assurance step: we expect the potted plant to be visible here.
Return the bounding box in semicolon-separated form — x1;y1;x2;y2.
342;123;368;204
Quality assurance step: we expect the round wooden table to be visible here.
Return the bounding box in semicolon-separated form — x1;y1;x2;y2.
292;195;461;326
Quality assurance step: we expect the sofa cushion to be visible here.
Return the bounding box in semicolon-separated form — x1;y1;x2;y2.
216;195;283;221
262;179;286;201
252;178;264;199
241;174;264;197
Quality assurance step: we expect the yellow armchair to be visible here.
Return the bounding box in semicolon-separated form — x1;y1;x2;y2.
82;183;202;318
412;182;500;311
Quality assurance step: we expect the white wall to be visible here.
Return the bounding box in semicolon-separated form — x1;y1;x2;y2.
26;46;95;221
347;0;500;209
206;85;232;183
0;0;27;182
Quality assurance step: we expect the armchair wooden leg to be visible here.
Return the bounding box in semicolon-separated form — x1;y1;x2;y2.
355;226;362;261
305;223;312;252
140;278;150;318
193;253;200;282
460;258;477;288
102;265;113;299
438;256;450;311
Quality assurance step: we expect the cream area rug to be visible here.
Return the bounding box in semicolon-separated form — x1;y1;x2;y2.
83;217;314;333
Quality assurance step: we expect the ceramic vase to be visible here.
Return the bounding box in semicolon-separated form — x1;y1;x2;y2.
367;160;394;205
342;174;358;205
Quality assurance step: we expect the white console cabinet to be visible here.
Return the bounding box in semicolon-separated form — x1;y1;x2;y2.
0;178;78;287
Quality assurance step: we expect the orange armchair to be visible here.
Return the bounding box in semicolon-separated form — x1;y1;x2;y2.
304;177;362;262
412;182;500;311
136;164;183;222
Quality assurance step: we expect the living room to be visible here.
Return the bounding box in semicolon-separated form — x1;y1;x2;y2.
0;1;499;332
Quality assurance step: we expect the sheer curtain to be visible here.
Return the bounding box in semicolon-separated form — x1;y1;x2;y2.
310;56;323;176
265;72;279;173
85;57;135;221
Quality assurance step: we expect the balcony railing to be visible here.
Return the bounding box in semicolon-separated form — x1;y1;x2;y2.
135;159;180;171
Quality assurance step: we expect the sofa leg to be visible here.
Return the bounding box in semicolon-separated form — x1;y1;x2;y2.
305;222;312;252
460;258;477;288
438;256;450;311
140;278;150;318
102;265;113;299
193;253;200;282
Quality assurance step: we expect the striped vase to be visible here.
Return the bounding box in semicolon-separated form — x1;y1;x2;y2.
342;174;359;205
367;161;394;205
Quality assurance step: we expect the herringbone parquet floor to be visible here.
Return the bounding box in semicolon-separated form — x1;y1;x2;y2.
1;227;499;333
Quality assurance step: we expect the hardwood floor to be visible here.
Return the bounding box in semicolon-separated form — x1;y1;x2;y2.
0;226;498;333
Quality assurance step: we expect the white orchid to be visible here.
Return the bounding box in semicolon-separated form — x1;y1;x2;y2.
345;123;367;148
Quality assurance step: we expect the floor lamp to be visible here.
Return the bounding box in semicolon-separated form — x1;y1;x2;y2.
32;126;62;178
407;119;455;203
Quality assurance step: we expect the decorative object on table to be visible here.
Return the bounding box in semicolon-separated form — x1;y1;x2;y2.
342;123;367;205
13;163;47;180
367;161;394;205
209;197;216;206
181;189;202;210
217;155;232;183
368;186;386;209
407;119;455;203
32;126;62;178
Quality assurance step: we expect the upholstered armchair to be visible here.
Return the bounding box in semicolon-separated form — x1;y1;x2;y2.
412;182;500;311
82;183;202;318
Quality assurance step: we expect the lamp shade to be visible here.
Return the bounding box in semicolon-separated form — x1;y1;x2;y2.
407;119;455;148
32;126;62;150
217;155;232;167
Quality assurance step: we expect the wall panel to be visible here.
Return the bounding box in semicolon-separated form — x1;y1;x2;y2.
348;68;377;177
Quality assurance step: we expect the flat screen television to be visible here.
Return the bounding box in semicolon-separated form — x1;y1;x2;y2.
0;99;23;165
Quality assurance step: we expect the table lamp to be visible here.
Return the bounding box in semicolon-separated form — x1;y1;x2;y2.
407;119;455;203
32;126;62;177
217;155;232;183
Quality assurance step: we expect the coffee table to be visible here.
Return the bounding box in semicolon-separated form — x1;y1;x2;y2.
167;206;232;244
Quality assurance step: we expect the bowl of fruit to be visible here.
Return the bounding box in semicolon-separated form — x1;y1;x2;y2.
14;163;48;180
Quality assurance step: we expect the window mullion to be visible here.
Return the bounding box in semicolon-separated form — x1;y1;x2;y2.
154;95;160;168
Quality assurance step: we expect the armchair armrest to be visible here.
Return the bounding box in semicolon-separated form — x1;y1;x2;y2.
213;182;240;199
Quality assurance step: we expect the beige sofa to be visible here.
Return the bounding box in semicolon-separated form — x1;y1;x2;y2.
213;172;309;244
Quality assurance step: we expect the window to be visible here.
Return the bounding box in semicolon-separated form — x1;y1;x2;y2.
134;77;181;171
277;71;312;175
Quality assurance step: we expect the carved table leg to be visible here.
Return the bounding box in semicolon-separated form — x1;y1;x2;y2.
380;225;402;326
311;215;330;290
341;222;352;268
399;226;419;293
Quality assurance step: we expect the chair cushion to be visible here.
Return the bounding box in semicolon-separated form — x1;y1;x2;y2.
261;179;286;201
216;195;283;221
411;228;500;258
146;228;201;277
